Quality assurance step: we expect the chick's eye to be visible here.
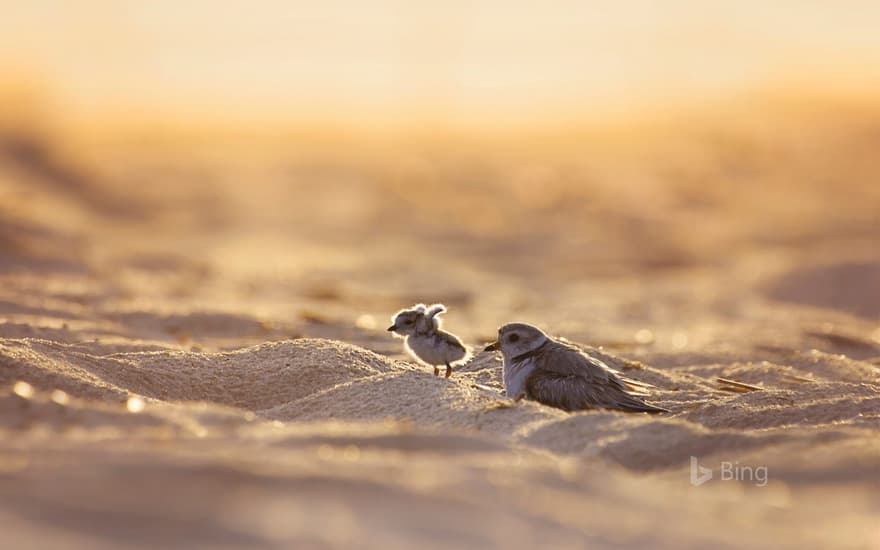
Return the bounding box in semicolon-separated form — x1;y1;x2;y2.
507;334;520;343
404;320;414;325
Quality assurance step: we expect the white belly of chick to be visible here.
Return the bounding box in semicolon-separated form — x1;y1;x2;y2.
504;358;537;398
405;335;464;366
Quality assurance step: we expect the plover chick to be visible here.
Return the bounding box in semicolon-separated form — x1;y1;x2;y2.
387;303;471;378
484;323;667;413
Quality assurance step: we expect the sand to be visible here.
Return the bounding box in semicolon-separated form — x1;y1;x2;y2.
1;104;880;549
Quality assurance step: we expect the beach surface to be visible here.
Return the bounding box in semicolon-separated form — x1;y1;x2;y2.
1;103;880;549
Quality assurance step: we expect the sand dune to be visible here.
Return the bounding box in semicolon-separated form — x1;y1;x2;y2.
2;334;879;549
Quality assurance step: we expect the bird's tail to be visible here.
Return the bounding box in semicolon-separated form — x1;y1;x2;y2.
617;397;669;414
622;378;656;396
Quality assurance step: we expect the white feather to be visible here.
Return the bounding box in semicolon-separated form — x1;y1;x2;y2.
504;357;537;398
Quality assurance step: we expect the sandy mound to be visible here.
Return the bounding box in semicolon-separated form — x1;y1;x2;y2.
1;338;400;411
5;334;878;482
263;369;566;438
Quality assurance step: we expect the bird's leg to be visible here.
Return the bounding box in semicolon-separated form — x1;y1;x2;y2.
445;362;452;378
433;366;440;376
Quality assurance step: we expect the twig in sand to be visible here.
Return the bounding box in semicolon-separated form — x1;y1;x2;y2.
717;377;763;392
718;385;753;394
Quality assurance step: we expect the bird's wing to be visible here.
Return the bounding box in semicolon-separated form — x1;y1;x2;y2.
539;343;657;393
530;342;618;382
526;342;666;413
437;331;466;352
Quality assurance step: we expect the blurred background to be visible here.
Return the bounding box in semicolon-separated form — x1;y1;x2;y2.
1;0;879;352
4;1;880;128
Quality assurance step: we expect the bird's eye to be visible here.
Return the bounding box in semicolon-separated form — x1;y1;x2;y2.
404;319;414;325
507;334;520;343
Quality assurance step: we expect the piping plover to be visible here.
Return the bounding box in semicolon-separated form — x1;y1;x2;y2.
387;303;470;378
484;323;668;413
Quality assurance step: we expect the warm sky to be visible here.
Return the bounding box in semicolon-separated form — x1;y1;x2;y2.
2;1;880;127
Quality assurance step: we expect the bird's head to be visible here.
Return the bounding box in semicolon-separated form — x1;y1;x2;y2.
484;323;548;359
387;303;446;336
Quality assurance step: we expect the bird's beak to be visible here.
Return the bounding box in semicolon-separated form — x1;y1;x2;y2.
387;325;397;332
484;340;500;352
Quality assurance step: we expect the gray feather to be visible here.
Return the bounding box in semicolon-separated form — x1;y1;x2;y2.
523;340;668;413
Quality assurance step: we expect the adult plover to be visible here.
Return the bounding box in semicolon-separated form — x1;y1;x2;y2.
484;322;667;413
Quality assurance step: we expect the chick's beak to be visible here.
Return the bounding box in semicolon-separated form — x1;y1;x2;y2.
484;340;500;352
387;325;397;332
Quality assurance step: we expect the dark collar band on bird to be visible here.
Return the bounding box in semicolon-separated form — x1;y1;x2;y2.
511;340;550;363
